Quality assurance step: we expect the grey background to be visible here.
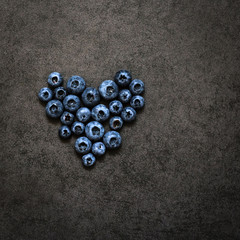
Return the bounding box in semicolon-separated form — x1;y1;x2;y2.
0;0;240;239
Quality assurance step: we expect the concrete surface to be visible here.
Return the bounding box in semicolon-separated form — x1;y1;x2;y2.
0;0;240;239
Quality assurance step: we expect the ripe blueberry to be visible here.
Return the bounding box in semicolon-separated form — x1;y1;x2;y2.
92;142;106;156
130;95;145;110
63;94;81;113
121;107;136;122
103;131;122;149
71;121;85;136
99;80;119;100
85;121;105;141
82;153;96;167
109;116;123;131
118;89;132;104
59;125;71;139
91;104;110;122
38;87;53;102
114;70;132;87
82;87;100;107
66;75;86;95
75;137;92;154
54;87;67;101
129;79;144;95
46;99;64;118
76;107;91;123
109;100;123;115
48;72;63;88
60;111;74;126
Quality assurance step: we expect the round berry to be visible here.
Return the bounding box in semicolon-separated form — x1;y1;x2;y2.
71;121;85;136
38;87;53;102
60;111;74;126
66;75;86;95
59;125;71;139
47;72;63;88
54;87;67;101
129;79;144;95
114;70;132;87
81;87;100;107
92;142;106;156
63;95;81;113
121;107;136;122
130;95;145;110
99;80;119;100
109;100;123;115
103;131;122;149
82;153;96;167
91;104;110;122
118;89;132;104
46;99;64;118
76;107;91;123
109;116;123;131
85;121;105;141
75;137;92;154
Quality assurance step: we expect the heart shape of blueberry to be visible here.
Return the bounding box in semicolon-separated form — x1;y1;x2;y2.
38;70;145;168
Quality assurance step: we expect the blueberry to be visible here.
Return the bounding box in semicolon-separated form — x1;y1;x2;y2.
130;95;145;110
59;125;71;139
47;72;63;88
60;111;74;126
109;116;123;131
114;70;132;87
76;107;91;123
91;104;110;122
129;79;144;95
75;137;92;154
54;87;67;101
121;107;136;122
66;75;86;95
85;121;105;141
38;87;53;102
109;100;123;115
81;87;100;107
118;89;132;103
92;142;106;156
99;80;119;100
46;99;64;118
63;94;81;113
103;131;121;149
82;153;96;167
71;121;85;136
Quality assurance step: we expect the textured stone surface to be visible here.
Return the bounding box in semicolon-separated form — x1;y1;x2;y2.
0;0;240;239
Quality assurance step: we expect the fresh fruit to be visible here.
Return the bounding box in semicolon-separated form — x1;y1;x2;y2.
75;136;92;154
76;107;91;123
60;111;74;126
38;87;53;102
118;89;132;103
81;87;100;107
59;125;71;139
129;79;144;95
48;72;63;88
99;80;119;100
71;121;85;136
63;94;81;113
109;116;123;131
66;75;86;95
103;131;122;149
121;107;136;122
54;87;67;101
92;142;106;156
46;99;64;118
130;95;145;110
91;104;110;122
109;100;123;115
85;121;105;141
114;70;132;87
82;153;96;167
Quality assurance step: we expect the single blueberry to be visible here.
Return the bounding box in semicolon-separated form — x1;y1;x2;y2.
82;153;96;167
121;107;136;122
76;107;91;123
103;131;122;149
71;121;85;136
38;87;53;102
91;104;110;122
114;70;132;87
66;75;86;95
75;137;92;154
109;100;123;115
118;89;132;104
129;79;144;95
92;142;106;156
59;125;71;139
109;116;123;131
81;87;100;108
99;80;119;100
46;99;64;118
54;87;67;101
63;95;81;113
130;95;145;110
60;111;74;126
47;72;63;88
85;121;105;141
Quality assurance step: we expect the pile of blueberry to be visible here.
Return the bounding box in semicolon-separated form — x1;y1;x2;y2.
38;70;145;167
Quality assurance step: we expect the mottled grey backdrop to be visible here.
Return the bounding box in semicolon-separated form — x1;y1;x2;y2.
0;0;239;239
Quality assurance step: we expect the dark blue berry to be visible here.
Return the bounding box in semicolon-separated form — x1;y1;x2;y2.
47;72;63;88
38;87;53;102
109;100;123;115
75;137;92;154
85;121;105;141
54;87;67;101
81;87;100;107
103;131;121;149
71;121;85;136
129;79;144;95
76;107;91;123
63;95;81;113
121;107;136;122
99;80;119;100
92;142;106;156
60;111;74;126
109;116;123;131
118;89;132;103
66;75;86;95
91;104;110;122
46;99;64;118
59;125;71;139
130;95;145;110
82;153;96;167
114;70;132;87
